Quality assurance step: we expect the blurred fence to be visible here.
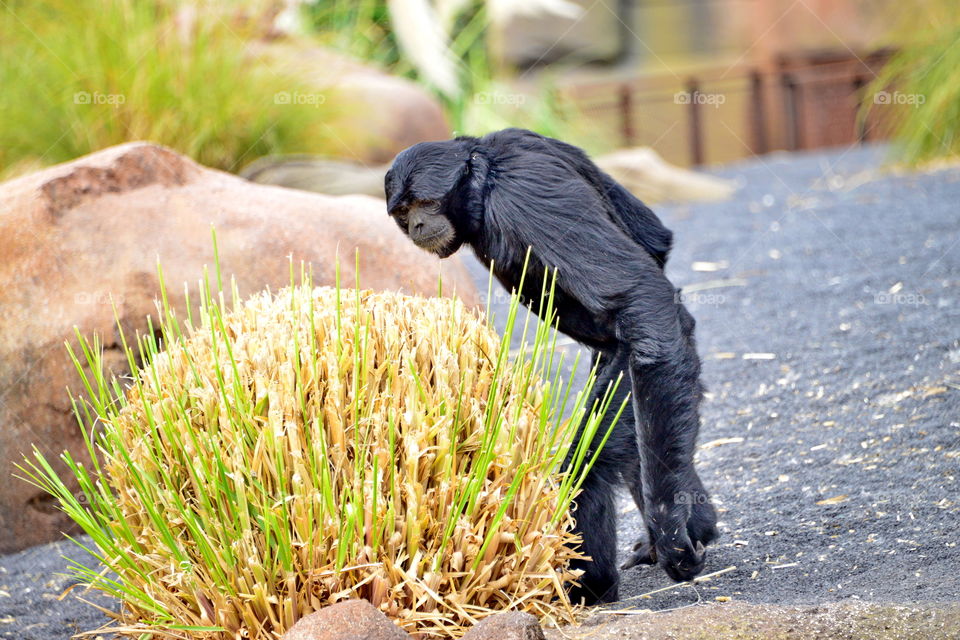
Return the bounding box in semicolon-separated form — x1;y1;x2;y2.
561;48;895;166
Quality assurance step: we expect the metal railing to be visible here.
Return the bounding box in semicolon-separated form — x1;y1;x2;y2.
561;48;895;165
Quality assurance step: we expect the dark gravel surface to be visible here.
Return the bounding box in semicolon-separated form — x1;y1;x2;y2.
2;144;958;638
610;145;959;611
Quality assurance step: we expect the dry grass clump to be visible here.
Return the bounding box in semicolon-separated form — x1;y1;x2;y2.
22;267;619;638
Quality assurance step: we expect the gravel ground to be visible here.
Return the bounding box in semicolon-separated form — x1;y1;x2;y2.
2;144;958;638
611;144;959;611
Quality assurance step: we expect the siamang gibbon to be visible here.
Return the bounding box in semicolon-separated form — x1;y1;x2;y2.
384;128;718;605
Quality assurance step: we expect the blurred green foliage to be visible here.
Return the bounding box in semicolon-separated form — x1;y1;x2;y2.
862;2;960;165
0;0;343;179
308;0;591;148
306;0;404;69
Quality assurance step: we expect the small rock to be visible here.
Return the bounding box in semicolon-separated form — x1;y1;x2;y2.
595;147;736;203
462;611;545;640
282;600;410;640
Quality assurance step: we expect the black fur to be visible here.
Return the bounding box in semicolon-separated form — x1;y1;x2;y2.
385;128;718;604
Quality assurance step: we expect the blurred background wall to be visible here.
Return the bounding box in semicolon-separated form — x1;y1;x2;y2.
505;0;901;166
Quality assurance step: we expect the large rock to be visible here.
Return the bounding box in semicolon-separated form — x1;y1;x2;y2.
241;155;388;197
282;600;410;640
0;143;478;553
256;43;451;164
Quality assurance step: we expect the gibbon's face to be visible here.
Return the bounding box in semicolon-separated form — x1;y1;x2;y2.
386;198;459;258
384;141;471;258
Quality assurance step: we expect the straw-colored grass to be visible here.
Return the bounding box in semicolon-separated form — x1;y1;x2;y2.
21;261;621;638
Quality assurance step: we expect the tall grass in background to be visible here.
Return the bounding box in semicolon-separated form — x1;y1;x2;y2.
306;0;404;70
307;0;594;148
440;3;588;144
19;251;623;637
862;1;960;165
0;0;344;179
